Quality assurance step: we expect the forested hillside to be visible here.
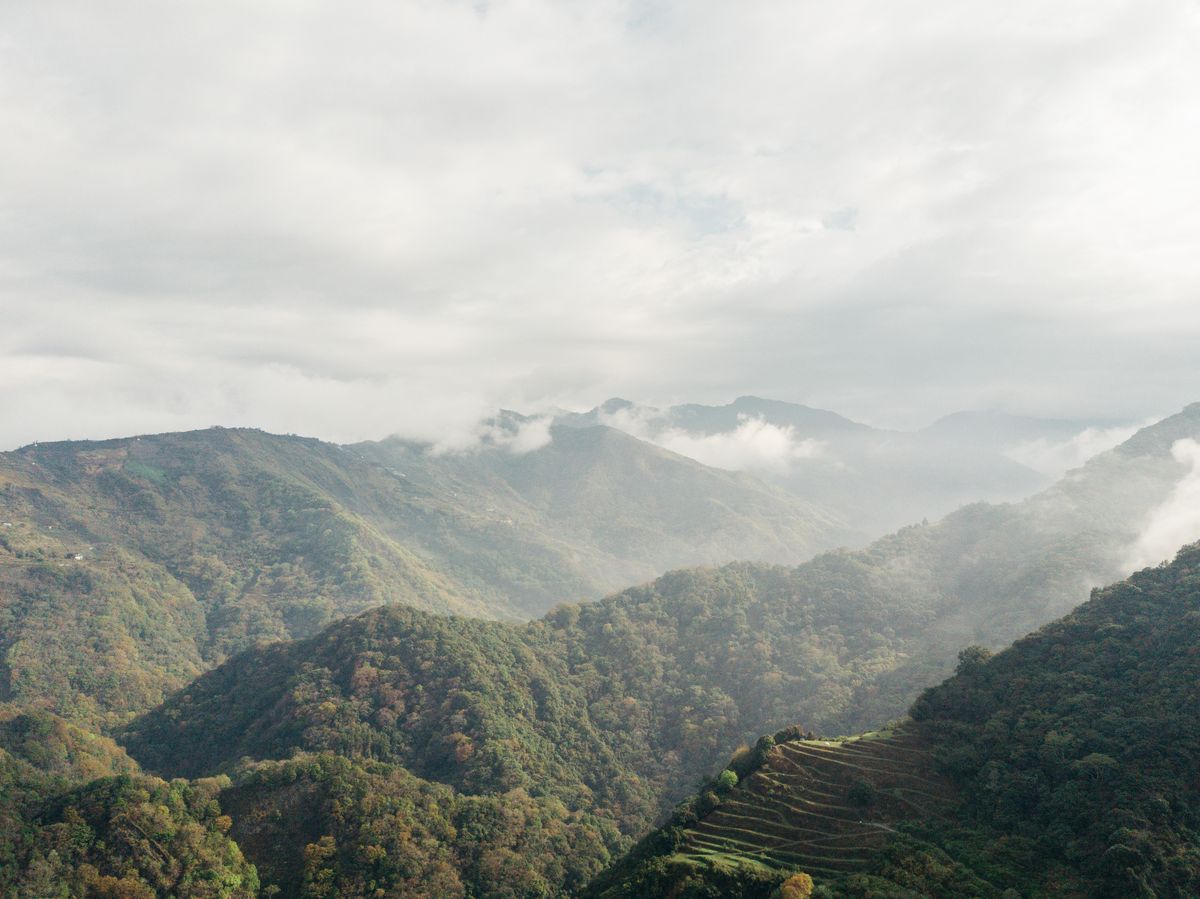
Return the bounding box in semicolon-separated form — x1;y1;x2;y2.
2;405;1199;894
107;405;1200;894
0;705;258;897
0;423;847;728
595;543;1200;897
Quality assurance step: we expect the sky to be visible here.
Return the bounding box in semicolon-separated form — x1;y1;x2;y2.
3;0;1200;450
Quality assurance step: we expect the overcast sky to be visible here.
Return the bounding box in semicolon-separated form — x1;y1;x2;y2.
3;0;1199;449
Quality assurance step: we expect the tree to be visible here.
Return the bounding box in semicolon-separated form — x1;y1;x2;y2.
715;769;739;793
955;645;992;675
778;871;814;898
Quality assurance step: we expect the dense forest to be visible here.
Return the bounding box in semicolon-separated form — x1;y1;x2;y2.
0;705;257;897
0;404;1198;895
596;542;1200;897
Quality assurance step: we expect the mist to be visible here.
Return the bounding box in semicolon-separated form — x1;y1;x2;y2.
599;407;825;474
1005;424;1144;479
1126;438;1200;570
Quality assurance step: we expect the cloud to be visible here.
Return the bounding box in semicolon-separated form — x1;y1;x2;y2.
601;407;823;473
1126;438;1200;570
503;417;555;454
433;414;555;456
1004;424;1144;477
3;1;1200;447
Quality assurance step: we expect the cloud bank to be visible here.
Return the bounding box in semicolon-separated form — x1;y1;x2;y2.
3;1;1200;447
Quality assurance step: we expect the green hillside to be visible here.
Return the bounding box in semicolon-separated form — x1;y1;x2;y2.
108;406;1200;894
0;705;257;898
0;423;849;728
3;404;1192;733
673;728;956;878
354;421;855;608
218;753;619;897
594;543;1200;897
3;406;1200;894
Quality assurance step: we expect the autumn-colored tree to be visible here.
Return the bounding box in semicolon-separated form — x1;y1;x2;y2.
778;872;814;899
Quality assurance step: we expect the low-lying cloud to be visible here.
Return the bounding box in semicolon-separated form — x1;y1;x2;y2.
602;408;823;473
433;414;554;456
1126;438;1200;570
1005;424;1143;478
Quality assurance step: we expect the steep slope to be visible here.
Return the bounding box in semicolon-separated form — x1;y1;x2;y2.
594;543;1200;898
0;428;487;727
0;766;259;898
0;704;140;782
0;423;849;727
119;565;971;895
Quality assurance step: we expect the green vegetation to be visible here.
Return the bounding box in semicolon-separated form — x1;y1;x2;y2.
0;772;258;898
356;422;855;603
899;543;1200;896
0;707;256;898
0;704;139;782
106;406;1200;894
220;753;618;897
3;405;1194;732
0;424;850;728
3;406;1200;894
596;544;1200;897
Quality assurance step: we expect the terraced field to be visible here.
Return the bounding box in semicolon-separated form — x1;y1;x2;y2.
680;726;957;877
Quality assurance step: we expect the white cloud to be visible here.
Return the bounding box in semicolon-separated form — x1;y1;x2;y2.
1005;424;1144;477
433;414;555;456
601;407;823;473
3;1;1200;446
504;417;555;455
1126;438;1200;570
